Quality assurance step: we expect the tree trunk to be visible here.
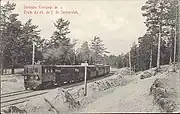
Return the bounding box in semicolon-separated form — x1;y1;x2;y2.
157;22;161;71
156;4;164;72
11;57;15;74
169;26;173;65
74;54;76;65
149;48;153;69
178;1;180;70
0;0;3;75
90;57;93;65
0;56;3;75
169;55;172;65
129;52;131;75
170;23;176;65
0;64;3;75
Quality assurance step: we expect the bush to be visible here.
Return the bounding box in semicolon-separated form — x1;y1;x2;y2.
150;78;176;112
140;71;152;79
2;106;27;114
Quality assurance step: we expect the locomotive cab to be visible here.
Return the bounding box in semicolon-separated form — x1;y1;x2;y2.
23;65;42;90
23;65;56;90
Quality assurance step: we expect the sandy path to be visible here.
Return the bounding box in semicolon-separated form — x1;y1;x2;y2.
79;75;160;112
174;70;180;112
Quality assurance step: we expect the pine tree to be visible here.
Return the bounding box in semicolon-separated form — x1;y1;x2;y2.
79;41;91;63
0;2;21;74
44;18;76;65
19;19;43;65
1;2;44;74
90;36;109;64
141;0;178;71
130;42;138;71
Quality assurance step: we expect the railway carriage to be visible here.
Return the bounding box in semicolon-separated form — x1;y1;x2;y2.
104;65;110;74
23;64;110;90
54;65;85;85
87;65;97;79
96;65;105;76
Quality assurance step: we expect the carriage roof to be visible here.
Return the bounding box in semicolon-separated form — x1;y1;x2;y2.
24;64;109;68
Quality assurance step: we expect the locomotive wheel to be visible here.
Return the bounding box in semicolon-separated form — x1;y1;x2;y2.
42;81;53;89
25;87;29;90
25;87;33;90
43;82;48;89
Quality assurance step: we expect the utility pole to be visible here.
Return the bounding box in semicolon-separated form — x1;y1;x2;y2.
32;41;35;65
0;0;3;75
84;63;87;96
81;61;88;96
157;23;161;71
173;5;178;72
0;3;6;75
73;48;76;65
149;48;153;69
178;0;180;70
129;45;132;75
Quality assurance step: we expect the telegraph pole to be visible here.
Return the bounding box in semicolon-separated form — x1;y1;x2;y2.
0;0;3;75
129;45;132;75
149;48;153;69
157;23;161;71
84;63;87;96
32;41;35;65
178;1;180;70
0;2;5;75
173;5;178;72
81;61;88;96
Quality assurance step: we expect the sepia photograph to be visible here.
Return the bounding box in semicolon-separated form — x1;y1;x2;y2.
0;0;180;113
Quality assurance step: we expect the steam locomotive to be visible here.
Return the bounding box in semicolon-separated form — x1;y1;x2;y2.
23;64;110;90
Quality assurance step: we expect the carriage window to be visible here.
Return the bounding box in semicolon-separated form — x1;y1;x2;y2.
28;68;33;73
48;68;50;72
35;68;38;72
24;68;27;73
75;68;79;72
42;68;44;73
48;68;51;72
42;67;55;73
45;68;51;73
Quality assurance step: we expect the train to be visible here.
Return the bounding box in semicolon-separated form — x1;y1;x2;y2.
23;64;110;90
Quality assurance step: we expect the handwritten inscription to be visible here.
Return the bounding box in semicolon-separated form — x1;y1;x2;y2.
24;5;79;15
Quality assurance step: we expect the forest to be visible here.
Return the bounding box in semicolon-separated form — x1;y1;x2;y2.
0;0;179;74
106;0;179;72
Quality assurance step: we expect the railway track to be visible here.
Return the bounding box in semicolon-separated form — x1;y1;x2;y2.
0;90;48;108
1;90;27;96
1;90;35;98
0;71;115;109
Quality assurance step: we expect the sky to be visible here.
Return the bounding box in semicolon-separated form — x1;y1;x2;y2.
3;0;147;55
